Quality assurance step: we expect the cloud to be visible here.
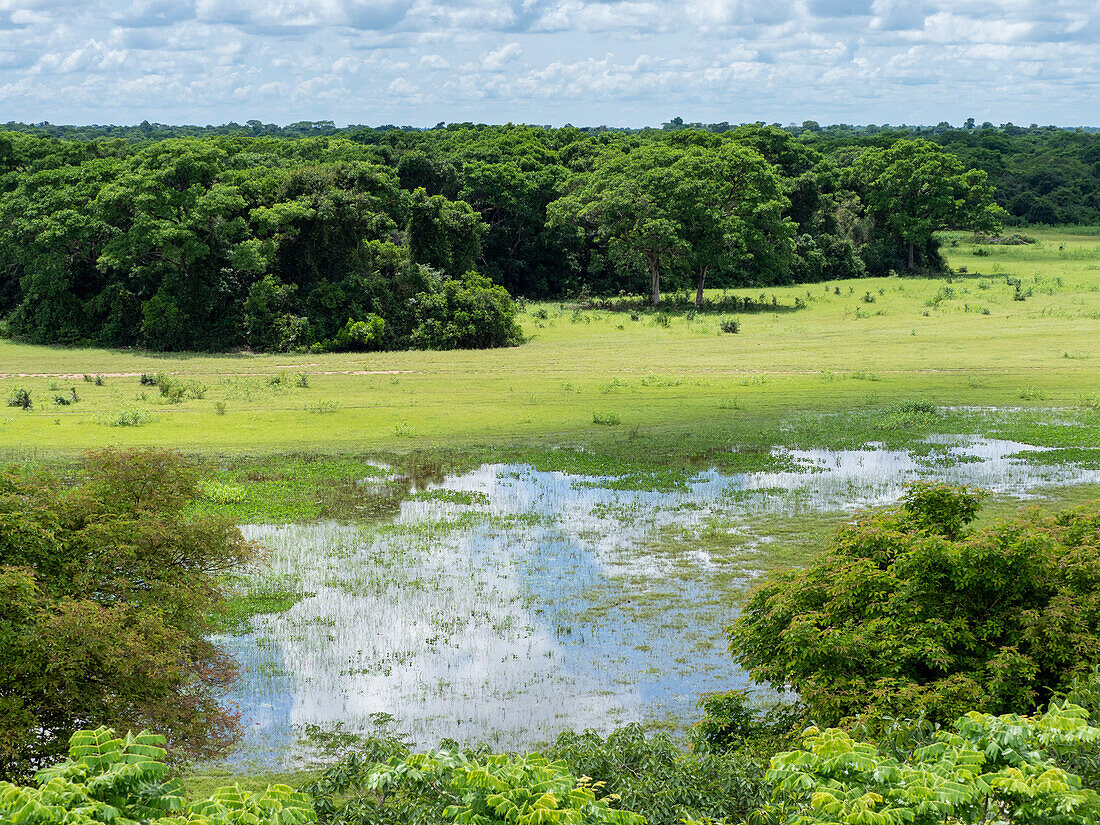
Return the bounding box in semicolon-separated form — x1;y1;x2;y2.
420;53;450;68
481;40;521;69
0;0;1096;127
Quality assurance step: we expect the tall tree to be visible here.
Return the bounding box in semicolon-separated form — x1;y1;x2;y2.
550;140;794;306
855;139;1000;269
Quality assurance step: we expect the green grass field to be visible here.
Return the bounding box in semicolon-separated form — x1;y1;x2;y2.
2;228;1098;460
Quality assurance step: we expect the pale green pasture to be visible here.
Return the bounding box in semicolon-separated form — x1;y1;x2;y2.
1;229;1098;455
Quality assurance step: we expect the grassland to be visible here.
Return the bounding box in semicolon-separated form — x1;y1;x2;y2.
2;228;1099;463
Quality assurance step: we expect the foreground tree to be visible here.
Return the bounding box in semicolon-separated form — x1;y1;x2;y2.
0;449;254;780
727;483;1100;727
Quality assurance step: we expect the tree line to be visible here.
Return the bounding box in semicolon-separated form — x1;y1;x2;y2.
0;124;1000;351
10;119;1093;221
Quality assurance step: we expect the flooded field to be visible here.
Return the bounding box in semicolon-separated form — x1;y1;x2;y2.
219;437;1100;768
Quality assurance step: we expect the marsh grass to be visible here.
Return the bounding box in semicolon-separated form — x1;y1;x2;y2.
209;432;1100;771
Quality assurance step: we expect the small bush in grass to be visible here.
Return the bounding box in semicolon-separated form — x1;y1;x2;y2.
592;411;621;426
105;409;154;427
720;318;740;334
7;387;31;409
1080;393;1100;409
155;374;206;403
1019;385;1047;400
139;373;158;386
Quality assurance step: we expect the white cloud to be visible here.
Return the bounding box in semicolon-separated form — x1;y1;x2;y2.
420;53;450;68
481;40;521;69
0;0;1096;126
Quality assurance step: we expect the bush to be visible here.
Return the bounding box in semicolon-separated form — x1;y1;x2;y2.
305;743;642;825
758;703;1100;825
691;691;803;757
6;387;31;409
547;723;766;825
409;271;523;350
330;315;385;351
155;374;207;403
720;318;740;334
727;483;1100;727
592;411;621;426
104;408;154;427
0;726;315;825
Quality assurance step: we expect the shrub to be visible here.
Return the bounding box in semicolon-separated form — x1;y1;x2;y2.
720;318;740;334
691;691;804;758
409;271;523;351
757;704;1100;825
0;726;315;824
548;723;766;825
330;315;385;351
104;408;154;427
305;745;642;825
727;483;1100;726
592;411;621;426
6;387;31;409
156;374;206;403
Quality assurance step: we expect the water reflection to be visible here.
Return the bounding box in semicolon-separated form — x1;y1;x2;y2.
220;437;1099;768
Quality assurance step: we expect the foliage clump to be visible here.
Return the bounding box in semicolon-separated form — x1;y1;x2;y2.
304;742;643;825
0;449;255;780
755;703;1100;825
727;482;1100;726
547;722;769;825
0;725;315;825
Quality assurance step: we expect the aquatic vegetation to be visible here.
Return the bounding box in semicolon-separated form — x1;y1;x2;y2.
217;434;1100;770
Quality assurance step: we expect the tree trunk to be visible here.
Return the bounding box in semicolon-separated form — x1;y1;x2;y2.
907;241;915;270
646;252;660;307
695;266;708;307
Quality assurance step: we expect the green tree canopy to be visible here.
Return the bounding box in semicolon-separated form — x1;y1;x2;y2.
0;450;255;780
550;141;794;306
727;483;1100;727
854;139;1001;269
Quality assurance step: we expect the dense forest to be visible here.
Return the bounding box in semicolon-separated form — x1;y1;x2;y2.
0;118;1051;352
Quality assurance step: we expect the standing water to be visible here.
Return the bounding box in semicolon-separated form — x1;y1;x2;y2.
218;437;1100;767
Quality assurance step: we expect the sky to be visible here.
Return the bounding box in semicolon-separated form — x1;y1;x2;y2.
0;0;1097;128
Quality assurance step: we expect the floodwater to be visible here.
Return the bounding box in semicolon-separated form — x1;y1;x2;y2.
218;437;1100;768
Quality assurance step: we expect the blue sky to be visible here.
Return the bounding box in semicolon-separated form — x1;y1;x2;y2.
1;0;1097;127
